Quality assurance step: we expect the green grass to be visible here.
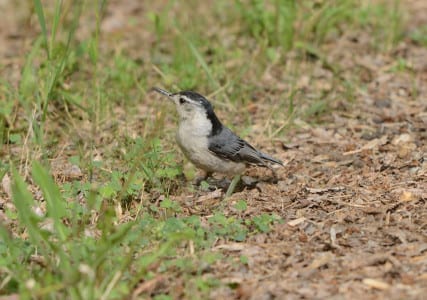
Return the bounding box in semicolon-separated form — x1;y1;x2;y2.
1;161;280;298
0;0;412;298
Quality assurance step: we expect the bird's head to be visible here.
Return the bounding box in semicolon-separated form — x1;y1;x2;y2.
153;87;215;122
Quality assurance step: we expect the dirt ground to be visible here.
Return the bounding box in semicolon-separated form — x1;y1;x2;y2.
177;2;427;299
205;92;427;299
182;68;427;299
1;0;426;299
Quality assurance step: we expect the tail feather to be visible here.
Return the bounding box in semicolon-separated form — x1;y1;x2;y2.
259;152;284;166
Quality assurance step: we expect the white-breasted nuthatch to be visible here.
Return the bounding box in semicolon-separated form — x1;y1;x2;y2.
153;87;283;196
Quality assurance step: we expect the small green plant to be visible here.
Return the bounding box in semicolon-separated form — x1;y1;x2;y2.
208;213;248;242
252;213;282;233
234;199;248;212
160;198;182;214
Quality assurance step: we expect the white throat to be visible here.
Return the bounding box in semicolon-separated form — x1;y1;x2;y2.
178;110;212;137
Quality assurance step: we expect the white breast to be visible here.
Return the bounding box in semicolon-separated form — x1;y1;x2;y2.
176;117;245;175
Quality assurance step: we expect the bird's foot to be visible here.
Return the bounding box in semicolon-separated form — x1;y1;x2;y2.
195;174;266;196
197;177;230;192
193;171;213;187
241;175;259;188
193;172;231;192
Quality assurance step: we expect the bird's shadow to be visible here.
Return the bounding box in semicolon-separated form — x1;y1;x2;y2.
195;173;279;193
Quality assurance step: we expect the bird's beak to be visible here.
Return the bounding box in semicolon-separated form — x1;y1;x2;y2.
152;87;173;99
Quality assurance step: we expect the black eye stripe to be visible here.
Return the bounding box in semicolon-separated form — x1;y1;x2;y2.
179;97;186;104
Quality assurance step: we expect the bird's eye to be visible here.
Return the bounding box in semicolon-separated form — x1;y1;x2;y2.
179;97;186;104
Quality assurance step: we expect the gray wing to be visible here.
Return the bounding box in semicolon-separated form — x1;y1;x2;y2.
208;127;283;166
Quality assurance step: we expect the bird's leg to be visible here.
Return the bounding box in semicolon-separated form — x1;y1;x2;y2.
225;174;241;198
195;171;213;186
267;165;279;183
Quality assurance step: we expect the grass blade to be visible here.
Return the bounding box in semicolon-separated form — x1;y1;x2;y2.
31;161;68;241
185;38;219;90
33;0;49;58
179;32;232;105
11;168;44;245
277;0;296;50
50;0;63;53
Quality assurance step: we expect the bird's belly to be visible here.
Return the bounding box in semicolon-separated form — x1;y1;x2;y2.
176;131;245;175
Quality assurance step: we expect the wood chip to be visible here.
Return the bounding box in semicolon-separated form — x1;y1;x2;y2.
306;187;345;194
132;275;165;298
343;135;388;155
330;226;340;248
287;217;306;227
196;189;222;202
362;278;391;290
213;243;245;251
399;191;418;202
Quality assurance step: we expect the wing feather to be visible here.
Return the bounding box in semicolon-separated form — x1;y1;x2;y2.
208;127;282;166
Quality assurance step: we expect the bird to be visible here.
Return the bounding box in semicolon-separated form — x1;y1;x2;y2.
152;87;283;197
